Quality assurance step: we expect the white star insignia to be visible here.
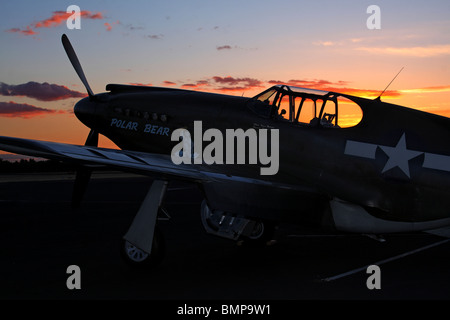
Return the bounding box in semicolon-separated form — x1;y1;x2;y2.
345;133;450;178
379;133;423;178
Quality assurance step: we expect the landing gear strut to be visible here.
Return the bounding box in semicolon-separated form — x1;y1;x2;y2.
121;180;168;268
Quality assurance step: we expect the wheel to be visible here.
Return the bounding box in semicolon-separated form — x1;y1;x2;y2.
247;220;266;240
120;226;165;268
241;220;276;246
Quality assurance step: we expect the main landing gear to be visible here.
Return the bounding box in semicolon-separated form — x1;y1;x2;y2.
119;181;276;268
121;225;165;268
120;180;168;268
200;200;275;245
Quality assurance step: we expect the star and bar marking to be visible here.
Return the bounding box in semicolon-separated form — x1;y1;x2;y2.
345;133;450;178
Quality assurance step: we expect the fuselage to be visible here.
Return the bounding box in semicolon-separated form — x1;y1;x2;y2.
74;84;450;229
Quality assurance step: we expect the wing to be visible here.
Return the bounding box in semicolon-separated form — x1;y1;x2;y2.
0;136;304;190
0;136;212;181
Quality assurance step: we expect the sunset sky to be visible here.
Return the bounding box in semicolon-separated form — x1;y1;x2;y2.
1;0;450;159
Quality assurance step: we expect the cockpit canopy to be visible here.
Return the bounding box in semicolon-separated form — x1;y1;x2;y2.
250;85;363;128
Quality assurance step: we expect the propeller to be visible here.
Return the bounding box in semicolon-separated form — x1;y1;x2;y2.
61;34;98;207
61;34;94;98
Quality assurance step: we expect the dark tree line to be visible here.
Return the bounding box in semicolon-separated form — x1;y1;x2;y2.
0;158;76;173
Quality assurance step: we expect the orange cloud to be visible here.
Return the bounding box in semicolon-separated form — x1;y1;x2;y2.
6;26;38;36
334;88;400;99
35;11;103;28
161;76;263;93
180;80;209;89
212;76;264;92
0;101;67;119
160;76;403;99
0;82;87;101
181;84;198;88
6;10;104;36
313;41;338;47
268;79;400;99
104;21;120;31
356;45;450;57
400;85;450;94
269;79;349;87
128;83;153;86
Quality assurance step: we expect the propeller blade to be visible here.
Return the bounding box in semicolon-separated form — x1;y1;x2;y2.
85;129;99;147
71;168;92;208
71;130;97;207
61;34;94;98
62;34;98;207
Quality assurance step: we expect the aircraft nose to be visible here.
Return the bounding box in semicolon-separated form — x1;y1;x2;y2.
74;97;97;124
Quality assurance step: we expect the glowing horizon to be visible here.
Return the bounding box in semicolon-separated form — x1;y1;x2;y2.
1;1;449;157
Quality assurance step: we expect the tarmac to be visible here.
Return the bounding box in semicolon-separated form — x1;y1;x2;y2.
0;172;449;305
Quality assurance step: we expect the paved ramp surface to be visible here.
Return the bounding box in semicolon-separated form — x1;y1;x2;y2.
0;174;449;302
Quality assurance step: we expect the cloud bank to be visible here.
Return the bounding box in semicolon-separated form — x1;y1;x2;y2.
0;101;67;118
6;10;104;36
0;82;87;101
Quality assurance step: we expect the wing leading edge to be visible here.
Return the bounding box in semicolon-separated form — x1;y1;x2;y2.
0;136;305;190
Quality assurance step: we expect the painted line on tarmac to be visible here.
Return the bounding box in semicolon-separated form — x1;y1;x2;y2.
321;239;450;282
167;186;197;191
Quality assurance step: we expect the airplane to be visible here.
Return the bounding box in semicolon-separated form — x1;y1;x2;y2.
0;34;449;268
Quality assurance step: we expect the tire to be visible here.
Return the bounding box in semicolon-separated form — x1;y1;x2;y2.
241;220;276;246
120;226;165;268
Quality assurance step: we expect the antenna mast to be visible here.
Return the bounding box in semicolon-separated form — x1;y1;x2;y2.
376;67;404;100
